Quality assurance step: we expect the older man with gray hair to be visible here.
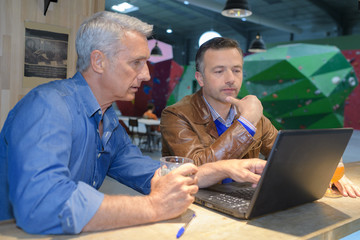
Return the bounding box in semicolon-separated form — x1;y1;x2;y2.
0;12;267;235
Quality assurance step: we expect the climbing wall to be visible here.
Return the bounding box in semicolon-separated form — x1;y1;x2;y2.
242;43;358;129
116;40;183;117
116;59;183;117
342;50;360;130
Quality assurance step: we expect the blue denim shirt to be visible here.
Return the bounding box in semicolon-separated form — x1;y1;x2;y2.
0;72;160;234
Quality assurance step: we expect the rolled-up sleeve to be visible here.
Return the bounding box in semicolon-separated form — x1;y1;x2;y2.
59;182;104;234
6;89;103;234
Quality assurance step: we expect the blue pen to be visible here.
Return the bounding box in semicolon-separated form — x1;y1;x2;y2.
176;213;196;238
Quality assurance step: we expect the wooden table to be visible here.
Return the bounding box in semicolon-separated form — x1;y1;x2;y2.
1;162;359;240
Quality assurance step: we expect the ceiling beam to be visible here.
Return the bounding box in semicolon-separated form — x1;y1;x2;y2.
138;0;248;38
181;3;249;39
307;0;349;35
175;0;303;34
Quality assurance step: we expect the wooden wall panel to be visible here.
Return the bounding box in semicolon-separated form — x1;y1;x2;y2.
0;35;11;90
0;0;105;128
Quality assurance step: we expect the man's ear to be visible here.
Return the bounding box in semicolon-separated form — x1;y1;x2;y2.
195;71;204;87
90;50;105;73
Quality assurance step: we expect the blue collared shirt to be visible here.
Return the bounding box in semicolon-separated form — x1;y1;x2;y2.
0;72;160;234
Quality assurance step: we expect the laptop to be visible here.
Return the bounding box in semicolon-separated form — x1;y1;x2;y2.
194;128;353;219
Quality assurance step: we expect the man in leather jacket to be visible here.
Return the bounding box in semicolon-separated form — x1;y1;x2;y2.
161;37;360;198
162;37;277;165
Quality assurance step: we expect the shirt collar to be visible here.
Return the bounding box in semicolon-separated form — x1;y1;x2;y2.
74;71;119;123
202;96;237;127
72;72;101;118
71;72;119;145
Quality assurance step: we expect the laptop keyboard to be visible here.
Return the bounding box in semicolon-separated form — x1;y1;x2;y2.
228;188;255;200
208;188;255;210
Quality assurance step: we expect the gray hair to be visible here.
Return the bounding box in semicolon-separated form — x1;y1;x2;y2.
76;11;153;72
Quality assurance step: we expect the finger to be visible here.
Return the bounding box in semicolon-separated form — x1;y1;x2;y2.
243;171;261;184
337;176;360;198
351;182;360;197
188;184;199;195
225;96;239;104
153;168;161;179
193;175;199;185
156;168;162;176
243;159;266;174
344;184;357;198
188;195;196;204
334;181;348;197
254;160;266;174
181;174;198;187
172;163;198;176
150;169;162;190
342;180;360;198
178;191;196;205
354;186;360;197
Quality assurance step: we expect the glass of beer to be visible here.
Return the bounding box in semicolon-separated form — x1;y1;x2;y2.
324;159;345;198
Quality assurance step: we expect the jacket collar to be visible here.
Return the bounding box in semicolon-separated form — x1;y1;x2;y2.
190;89;241;139
191;89;241;124
190;89;212;124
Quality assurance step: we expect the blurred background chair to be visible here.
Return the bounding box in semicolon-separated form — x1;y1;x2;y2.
128;118;146;146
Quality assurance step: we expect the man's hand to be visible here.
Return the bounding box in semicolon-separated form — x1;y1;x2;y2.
225;95;263;126
83;164;198;232
222;159;266;187
148;163;199;221
197;159;266;188
333;175;360;198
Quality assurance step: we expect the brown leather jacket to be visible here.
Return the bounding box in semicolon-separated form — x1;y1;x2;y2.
160;90;278;166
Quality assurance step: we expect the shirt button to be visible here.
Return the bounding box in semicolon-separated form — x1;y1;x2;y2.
66;217;71;227
93;181;96;186
98;111;102;115
97;153;101;158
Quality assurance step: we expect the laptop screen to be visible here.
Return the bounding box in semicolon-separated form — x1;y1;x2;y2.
195;128;353;219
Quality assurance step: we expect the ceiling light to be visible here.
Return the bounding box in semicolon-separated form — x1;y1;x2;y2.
221;0;252;18
44;0;57;16
151;41;163;56
248;33;266;53
166;28;173;34
111;2;139;13
183;1;189;5
198;31;222;47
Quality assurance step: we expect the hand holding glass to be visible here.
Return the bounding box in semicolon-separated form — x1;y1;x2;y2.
160;156;194;176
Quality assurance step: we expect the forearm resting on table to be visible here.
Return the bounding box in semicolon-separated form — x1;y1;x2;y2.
197;159;266;188
197;161;233;188
82;194;157;232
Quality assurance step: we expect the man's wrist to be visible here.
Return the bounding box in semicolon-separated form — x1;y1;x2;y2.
238;116;256;136
145;194;161;222
217;160;235;180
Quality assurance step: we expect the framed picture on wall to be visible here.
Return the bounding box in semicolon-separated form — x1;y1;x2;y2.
23;21;69;88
